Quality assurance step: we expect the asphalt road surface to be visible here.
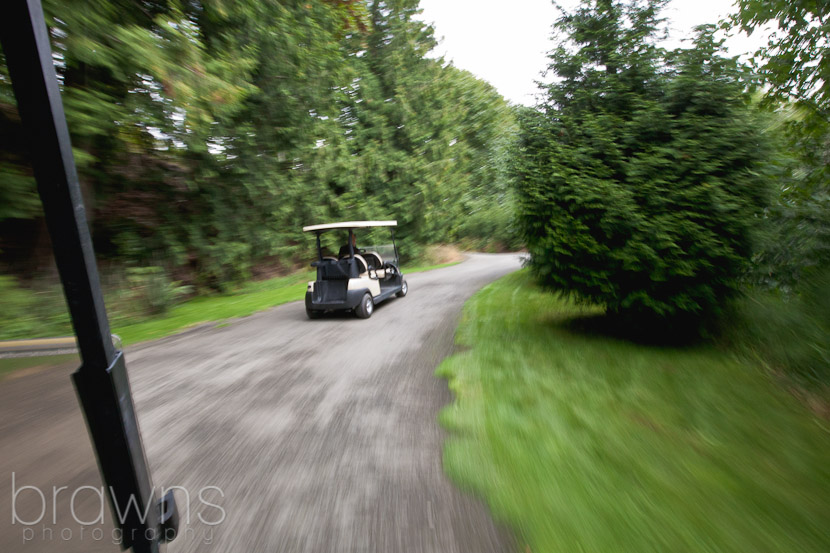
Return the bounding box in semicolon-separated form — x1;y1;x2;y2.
1;253;522;552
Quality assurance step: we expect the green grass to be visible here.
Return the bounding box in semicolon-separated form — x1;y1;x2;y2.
113;260;458;345
437;270;830;553
0;258;461;364
403;260;461;273
0;354;78;381
112;271;315;345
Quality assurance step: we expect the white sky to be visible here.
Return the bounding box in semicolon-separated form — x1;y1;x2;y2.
418;0;769;106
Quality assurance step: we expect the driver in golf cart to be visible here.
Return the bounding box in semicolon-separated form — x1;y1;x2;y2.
339;234;359;258
303;221;408;319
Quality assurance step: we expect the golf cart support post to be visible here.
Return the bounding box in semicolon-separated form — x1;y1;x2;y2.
0;2;178;551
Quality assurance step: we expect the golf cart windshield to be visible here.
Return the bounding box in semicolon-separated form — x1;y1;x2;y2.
353;226;397;265
363;243;397;263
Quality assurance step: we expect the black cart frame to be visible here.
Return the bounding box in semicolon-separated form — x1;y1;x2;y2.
0;1;178;551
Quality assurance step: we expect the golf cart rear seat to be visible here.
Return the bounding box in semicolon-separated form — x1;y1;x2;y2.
314;258;353;280
313;256;370;280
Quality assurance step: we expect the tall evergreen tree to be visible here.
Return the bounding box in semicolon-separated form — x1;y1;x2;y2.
515;0;772;324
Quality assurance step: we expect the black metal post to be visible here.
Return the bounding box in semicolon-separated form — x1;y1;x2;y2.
0;1;177;551
316;232;323;261
1;0;114;371
390;228;400;266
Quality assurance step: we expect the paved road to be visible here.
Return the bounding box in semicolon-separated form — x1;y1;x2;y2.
1;253;522;552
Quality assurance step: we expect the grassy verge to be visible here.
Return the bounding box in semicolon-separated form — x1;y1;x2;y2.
437;270;830;553
403;260;462;273
0;259;463;350
118;261;459;345
112;271;315;345
115;260;460;345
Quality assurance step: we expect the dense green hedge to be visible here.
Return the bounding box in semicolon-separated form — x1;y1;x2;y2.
515;3;772;323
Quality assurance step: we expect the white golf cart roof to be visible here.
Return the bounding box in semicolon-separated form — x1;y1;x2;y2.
302;220;397;232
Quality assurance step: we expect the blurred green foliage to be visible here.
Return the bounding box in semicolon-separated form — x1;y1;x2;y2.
0;275;70;339
730;0;829;136
124;266;192;316
751;191;830;292
515;1;773;325
724;270;830;385
0;0;517;287
728;1;830;290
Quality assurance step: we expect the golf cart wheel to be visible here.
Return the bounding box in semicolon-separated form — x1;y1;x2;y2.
355;292;374;319
306;307;323;319
396;280;408;298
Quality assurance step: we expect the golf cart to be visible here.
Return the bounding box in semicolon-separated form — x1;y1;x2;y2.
303;220;408;319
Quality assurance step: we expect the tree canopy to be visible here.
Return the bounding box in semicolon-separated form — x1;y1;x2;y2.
0;0;518;286
728;0;830;289
731;0;829;123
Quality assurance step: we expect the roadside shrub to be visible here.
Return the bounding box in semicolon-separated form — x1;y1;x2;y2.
750;193;830;292
515;15;772;325
0;275;38;339
196;241;253;291
0;275;71;340
125;266;191;315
